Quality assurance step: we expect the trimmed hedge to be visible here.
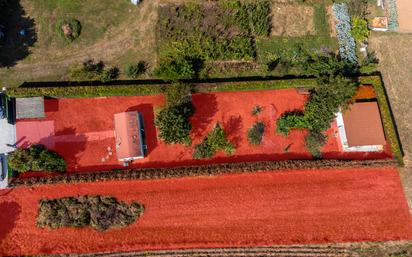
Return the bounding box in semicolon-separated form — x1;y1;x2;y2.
9;159;397;188
359;76;404;165
6;78;318;98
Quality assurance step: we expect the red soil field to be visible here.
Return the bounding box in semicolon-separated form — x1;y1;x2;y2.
0;167;411;255
15;89;392;175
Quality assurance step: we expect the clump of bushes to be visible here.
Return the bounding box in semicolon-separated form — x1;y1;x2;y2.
154;57;196;81
351;16;369;42
155;83;195;145
37;196;144;231
8;144;66;173
305;131;327;159
247;121;265;145
56;18;81;42
124;61;147;79
276;111;307;136
194;123;234;159
69;59;119;82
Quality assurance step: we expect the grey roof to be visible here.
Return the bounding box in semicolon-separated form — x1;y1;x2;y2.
16;97;45;119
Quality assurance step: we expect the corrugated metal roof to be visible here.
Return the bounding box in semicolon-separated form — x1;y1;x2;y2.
342;102;386;147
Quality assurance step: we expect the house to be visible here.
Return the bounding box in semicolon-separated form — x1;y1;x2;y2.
336;101;386;152
114;111;145;165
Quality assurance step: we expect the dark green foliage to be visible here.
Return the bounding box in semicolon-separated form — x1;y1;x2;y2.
194;123;234;159
305;131;327;158
276;111;307;136
155;57;196;81
304;54;354;77
124;61;147;79
155;83;195;145
304;76;357;132
37;196;144;231
56;18;81;42
69;59;118;82
247;121;265;145
8;144;66;173
251;105;262;116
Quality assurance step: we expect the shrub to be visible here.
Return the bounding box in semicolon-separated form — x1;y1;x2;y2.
69;60;118;82
351;16;369;42
194;123;234;159
56;18;81;42
332;3;357;64
251;105;262;116
37;196;144;231
124;61;147;79
305;131;327;158
155;57;196;81
164;83;193;107
276;111;307;136
247;122;265;145
8;144;66;173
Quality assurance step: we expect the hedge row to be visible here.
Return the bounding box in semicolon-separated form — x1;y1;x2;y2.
9;159;397;188
359;76;404;165
7;78;318;98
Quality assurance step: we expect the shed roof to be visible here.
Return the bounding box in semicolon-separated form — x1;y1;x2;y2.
16;97;45;119
114;111;144;161
342;102;386;147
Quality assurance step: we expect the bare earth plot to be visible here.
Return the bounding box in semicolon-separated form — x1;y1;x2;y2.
397;0;412;33
0;168;411;256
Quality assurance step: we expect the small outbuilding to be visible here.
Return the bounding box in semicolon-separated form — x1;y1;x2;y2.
15;97;45;119
114;111;145;164
337;101;386;152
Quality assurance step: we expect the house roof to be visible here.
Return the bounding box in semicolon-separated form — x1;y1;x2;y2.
16;97;45;119
342;102;386;147
114;111;144;161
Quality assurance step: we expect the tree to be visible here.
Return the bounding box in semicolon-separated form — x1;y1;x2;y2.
193;123;234;159
8;144;66;173
305;131;327;158
247;121;265;145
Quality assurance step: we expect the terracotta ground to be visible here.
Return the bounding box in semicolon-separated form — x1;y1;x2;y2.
15;89;392;175
0;167;411;255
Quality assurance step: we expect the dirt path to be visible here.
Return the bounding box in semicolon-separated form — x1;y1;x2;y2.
397;0;412;33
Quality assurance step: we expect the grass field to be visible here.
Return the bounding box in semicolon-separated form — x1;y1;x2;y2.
0;0;337;86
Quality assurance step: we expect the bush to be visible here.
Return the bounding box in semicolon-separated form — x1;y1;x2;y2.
251;105;262;116
247;122;265;145
69;60;119;82
305;131;327;158
56;18;81;42
164;83;193;107
155;57;196;81
194;123;234;159
276;111;307;136
37;196;144;231
351;16;369;42
8;144;66;173
124;61;147;79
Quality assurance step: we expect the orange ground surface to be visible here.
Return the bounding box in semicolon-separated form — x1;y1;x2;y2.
0;167;411;255
15;89;392;175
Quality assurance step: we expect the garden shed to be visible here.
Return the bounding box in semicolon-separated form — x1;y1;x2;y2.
336;102;386;152
15;97;45;119
114;111;145;164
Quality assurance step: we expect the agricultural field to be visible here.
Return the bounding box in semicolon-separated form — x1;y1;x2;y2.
1;167;411;255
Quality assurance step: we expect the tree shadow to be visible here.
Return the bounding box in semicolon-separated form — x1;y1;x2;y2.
223;115;243;148
52;127;88;171
126;104;158;156
0;201;21;241
190;94;218;137
0;0;37;67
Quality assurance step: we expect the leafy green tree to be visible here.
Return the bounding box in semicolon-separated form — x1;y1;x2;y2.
8;144;66;173
276;111;307;136
305;131;327;158
194;123;234;159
